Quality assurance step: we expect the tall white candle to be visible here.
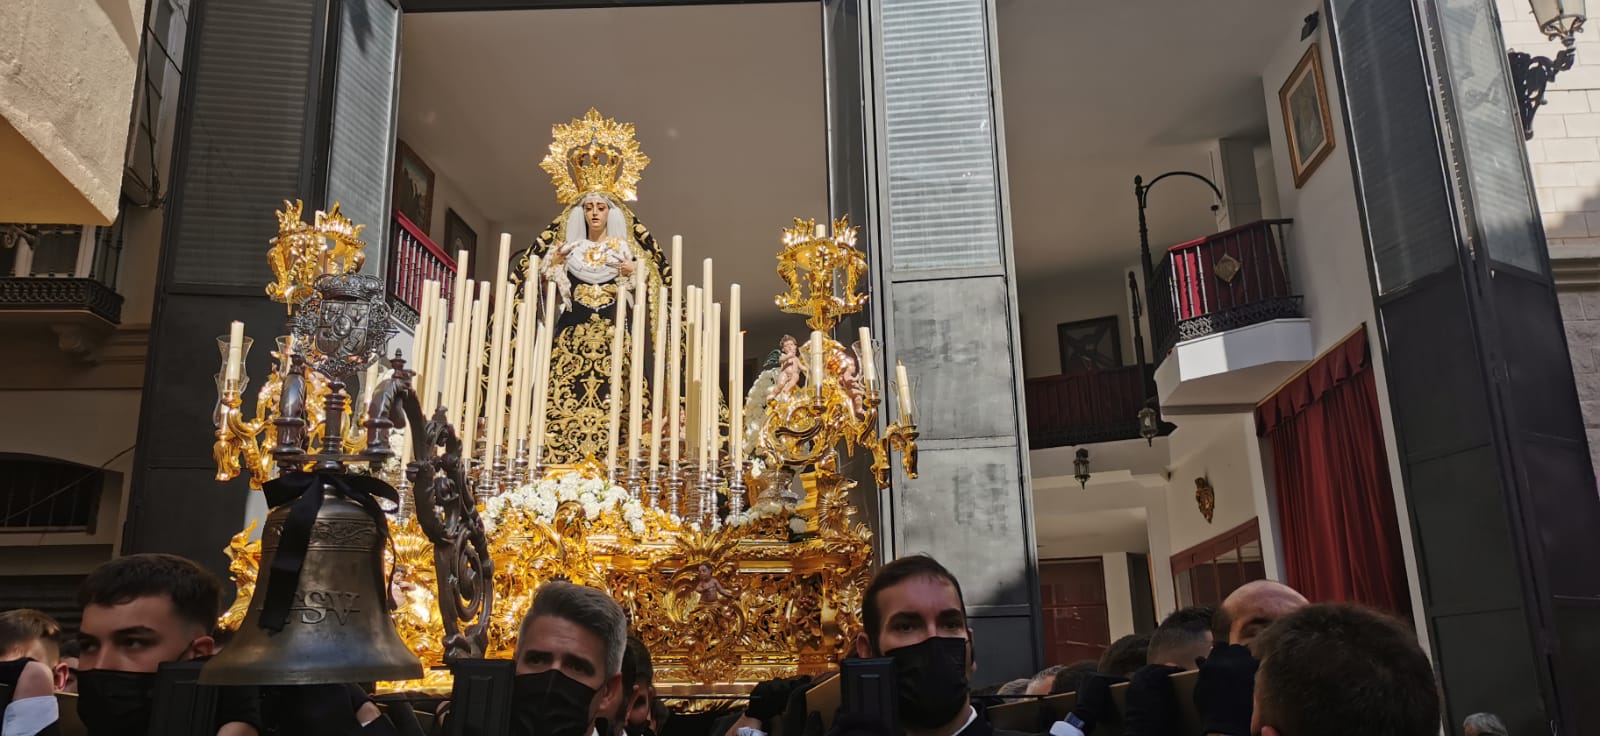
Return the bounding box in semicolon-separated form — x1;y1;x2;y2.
419;284;437;413
731;329;745;466
896;361;913;420
667;238;683;470
509;280;535;453
707;302;721;474
362;362;380;419
225;321;244;383
728;285;741;463
428;284;448;414
447;248;471;428
441;317;460;424
701;259;713;467
490;236;514;456
532;282;558;464
607;289;628;477
412;281;434;401
651;285;668;473
426;283;445;411
686;286;701;462
809;331;824;396
858;326;876;387
629;275;647;463
464;281;491;469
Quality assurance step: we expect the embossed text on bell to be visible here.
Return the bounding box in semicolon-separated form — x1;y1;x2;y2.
201;477;422;686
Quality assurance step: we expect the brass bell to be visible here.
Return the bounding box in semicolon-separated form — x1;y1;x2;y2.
200;480;422;685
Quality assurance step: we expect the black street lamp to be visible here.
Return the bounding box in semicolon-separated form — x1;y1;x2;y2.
1510;0;1587;139
1073;449;1091;489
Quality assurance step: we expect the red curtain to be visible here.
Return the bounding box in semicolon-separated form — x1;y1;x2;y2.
1255;328;1412;615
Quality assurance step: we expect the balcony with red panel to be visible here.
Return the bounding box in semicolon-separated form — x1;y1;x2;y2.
1147;219;1314;407
385;210;458;329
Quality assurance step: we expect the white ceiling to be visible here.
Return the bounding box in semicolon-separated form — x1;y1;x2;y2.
996;0;1310;285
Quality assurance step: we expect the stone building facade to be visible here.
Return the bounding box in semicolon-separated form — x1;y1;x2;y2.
1501;0;1600;474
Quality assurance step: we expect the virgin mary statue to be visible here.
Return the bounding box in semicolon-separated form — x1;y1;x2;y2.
517;109;668;465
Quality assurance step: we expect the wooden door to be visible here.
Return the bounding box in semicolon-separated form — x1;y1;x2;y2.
1039;558;1111;666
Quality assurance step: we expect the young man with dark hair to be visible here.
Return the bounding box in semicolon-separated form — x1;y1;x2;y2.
1;608;63;735
1145;606;1213;668
729;555;1023;736
845;554;1039;736
1117;607;1215;736
1095;634;1149;679
605;636;658;736
1045;661;1096;696
1251;604;1440;736
76;553;258;736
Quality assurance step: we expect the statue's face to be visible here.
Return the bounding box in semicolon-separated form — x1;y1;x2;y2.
583;199;610;235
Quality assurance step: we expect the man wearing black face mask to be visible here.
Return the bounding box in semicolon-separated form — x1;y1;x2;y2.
75;553;259;736
511;582;627;736
834;555;1029;736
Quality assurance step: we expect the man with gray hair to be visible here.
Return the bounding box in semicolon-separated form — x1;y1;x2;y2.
512;581;629;736
1463;712;1508;736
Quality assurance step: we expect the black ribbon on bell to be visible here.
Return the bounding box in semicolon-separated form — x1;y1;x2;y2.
258;471;398;633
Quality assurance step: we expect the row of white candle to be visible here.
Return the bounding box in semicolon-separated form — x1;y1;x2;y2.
217;233;918;486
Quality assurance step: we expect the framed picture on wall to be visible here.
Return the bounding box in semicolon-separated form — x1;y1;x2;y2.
393;140;435;232
1279;43;1336;188
443;208;477;259
1057;315;1122;374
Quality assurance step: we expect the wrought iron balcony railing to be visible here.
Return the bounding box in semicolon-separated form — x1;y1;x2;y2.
0;223;124;324
1025;365;1170;449
1149;219;1301;360
0;278;124;324
386;210;458;327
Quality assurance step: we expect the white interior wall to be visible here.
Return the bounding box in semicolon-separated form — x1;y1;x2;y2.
412;165;493;280
1163;413;1261;554
1102;551;1137;639
1019;262;1141;378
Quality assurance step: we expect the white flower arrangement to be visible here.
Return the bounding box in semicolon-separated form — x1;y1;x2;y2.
725;499;786;529
480;472;789;536
482;474;648;537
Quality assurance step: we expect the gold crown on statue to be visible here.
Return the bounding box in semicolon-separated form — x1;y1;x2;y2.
267;200;368;306
776;215;868;331
540;108;650;205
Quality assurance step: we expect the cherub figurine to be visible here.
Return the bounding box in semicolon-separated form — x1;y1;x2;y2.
771;335;802;400
838;352;865;417
693;563;736;605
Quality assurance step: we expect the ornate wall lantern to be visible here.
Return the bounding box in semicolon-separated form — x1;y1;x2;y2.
1137;403;1160;446
1073;448;1091;489
1511;0;1587;138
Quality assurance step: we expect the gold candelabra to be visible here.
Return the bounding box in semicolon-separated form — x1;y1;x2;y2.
212;201;394;489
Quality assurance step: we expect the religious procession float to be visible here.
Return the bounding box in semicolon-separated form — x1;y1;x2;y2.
202;109;920;697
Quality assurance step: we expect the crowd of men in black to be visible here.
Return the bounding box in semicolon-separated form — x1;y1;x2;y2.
0;552;1494;736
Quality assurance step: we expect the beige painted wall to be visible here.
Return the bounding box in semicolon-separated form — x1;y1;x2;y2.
0;388;141;575
0;0;146;224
